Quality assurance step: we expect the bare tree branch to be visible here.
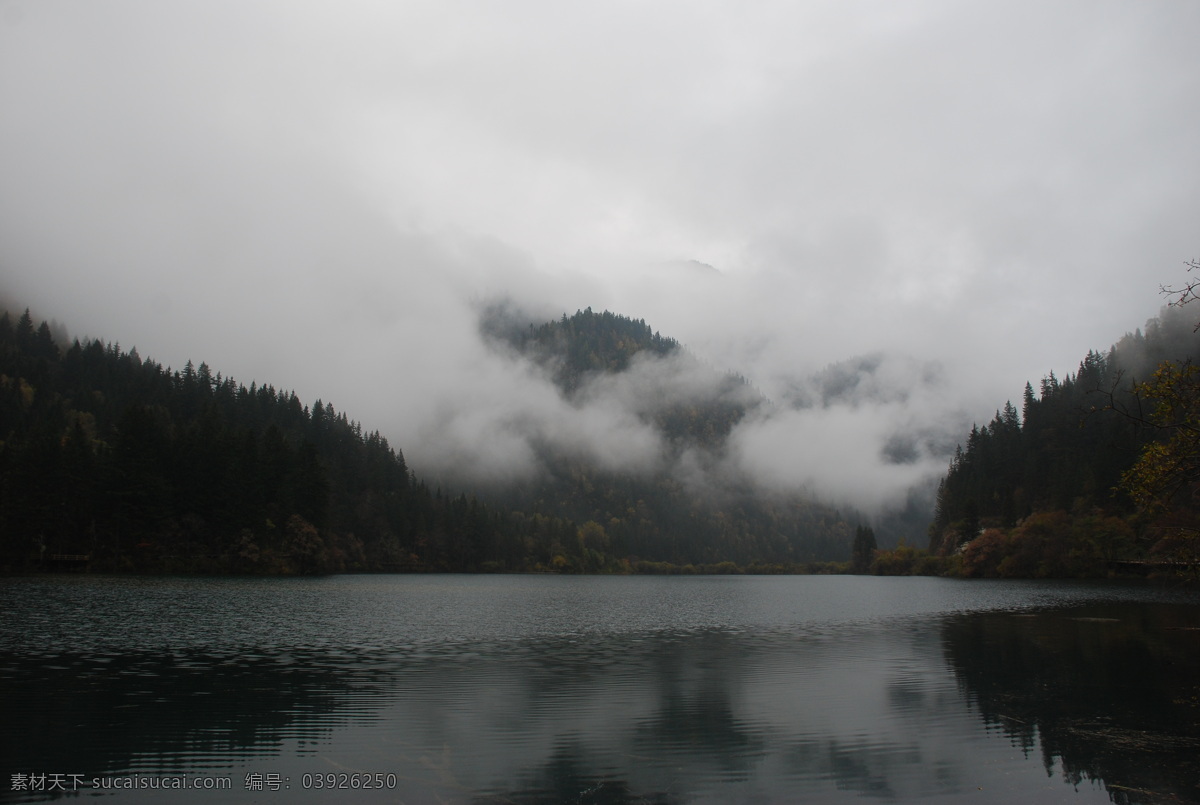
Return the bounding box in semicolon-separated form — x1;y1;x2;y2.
1160;258;1200;329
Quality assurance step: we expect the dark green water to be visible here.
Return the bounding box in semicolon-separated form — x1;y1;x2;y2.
1;574;1198;803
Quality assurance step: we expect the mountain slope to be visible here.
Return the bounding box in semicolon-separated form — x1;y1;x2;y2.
928;304;1200;576
478;306;860;564
0;307;582;573
1;304;860;573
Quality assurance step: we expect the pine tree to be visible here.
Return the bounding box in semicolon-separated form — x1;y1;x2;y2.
851;525;877;573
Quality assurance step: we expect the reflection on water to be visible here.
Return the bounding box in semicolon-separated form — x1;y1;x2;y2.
1;575;1197;803
943;605;1200;805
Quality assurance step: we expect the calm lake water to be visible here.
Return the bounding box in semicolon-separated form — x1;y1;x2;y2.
2;574;1198;804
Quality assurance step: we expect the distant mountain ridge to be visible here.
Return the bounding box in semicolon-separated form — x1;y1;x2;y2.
473;305;867;563
482;304;763;446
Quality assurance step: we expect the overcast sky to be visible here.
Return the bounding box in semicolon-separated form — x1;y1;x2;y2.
2;1;1198;514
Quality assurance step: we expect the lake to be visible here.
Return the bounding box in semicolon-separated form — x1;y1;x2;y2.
2;574;1198;803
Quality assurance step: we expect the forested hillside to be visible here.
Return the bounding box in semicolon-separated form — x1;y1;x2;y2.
0;308;585;574
927;304;1200;577
13;294;1195;579
0;305;859;574
484;305;761;445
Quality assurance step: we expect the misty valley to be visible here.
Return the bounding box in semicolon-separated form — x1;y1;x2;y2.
3;300;1200;805
4;4;1200;803
2;302;1199;580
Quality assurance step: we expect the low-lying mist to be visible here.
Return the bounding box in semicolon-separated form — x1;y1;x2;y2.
398;299;972;525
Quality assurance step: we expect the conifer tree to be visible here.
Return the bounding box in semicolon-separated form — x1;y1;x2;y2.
851;525;876;573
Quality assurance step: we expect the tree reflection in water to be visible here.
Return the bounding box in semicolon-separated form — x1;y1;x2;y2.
4;576;1198;804
942;603;1200;805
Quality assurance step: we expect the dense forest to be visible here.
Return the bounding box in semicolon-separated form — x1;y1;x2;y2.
918;304;1200;578
0;307;588;574
7;295;1195;579
0;305;857;574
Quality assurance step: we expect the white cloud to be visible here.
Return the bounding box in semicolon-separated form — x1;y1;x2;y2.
1;0;1197;519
